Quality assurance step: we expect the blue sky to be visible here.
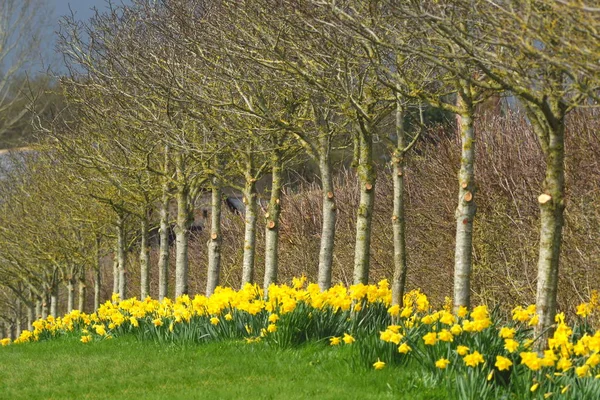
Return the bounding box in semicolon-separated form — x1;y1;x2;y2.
42;0;131;72
48;0;112;23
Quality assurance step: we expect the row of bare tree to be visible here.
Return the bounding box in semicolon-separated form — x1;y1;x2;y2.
1;0;599;344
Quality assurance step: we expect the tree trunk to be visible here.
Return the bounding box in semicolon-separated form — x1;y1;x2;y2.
174;187;192;297
27;302;34;330
27;290;35;328
50;278;59;318
117;215;127;299
35;299;41;320
206;177;222;296
3;322;11;340
264;150;283;294
94;238;101;310
66;277;75;313
112;252;119;295
15;298;22;337
453;92;477;311
317;144;336;291
241;175;258;287
158;179;170;300
94;266;101;310
78;275;86;312
534;113;566;343
392;104;408;306
139;213;150;299
41;291;48;319
353;122;376;284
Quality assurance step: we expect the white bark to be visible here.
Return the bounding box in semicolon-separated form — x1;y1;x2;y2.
139;214;150;299
263;152;283;294
50;279;58;318
391;104;408;306
534;111;566;342
66;277;75;313
78;277;86;312
206;179;223;296
174;188;191;297
35;299;41;320
453;93;477;311
353;122;376;285
94;266;101;311
117;216;127;299
15;298;21;337
241;178;258;287
112;253;119;295
27;302;34;330
41;292;48;319
317;148;336;291
158;180;170;300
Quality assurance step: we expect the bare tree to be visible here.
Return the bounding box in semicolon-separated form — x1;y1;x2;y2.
0;0;48;140
406;0;600;341
228;0;393;286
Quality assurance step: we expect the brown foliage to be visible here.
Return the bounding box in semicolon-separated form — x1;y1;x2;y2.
112;111;599;313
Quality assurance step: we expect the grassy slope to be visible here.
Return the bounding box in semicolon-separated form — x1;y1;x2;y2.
0;336;446;400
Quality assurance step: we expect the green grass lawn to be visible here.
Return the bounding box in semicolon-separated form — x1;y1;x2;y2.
0;336;446;400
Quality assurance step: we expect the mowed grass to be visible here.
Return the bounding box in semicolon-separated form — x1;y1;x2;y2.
0;336;446;400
